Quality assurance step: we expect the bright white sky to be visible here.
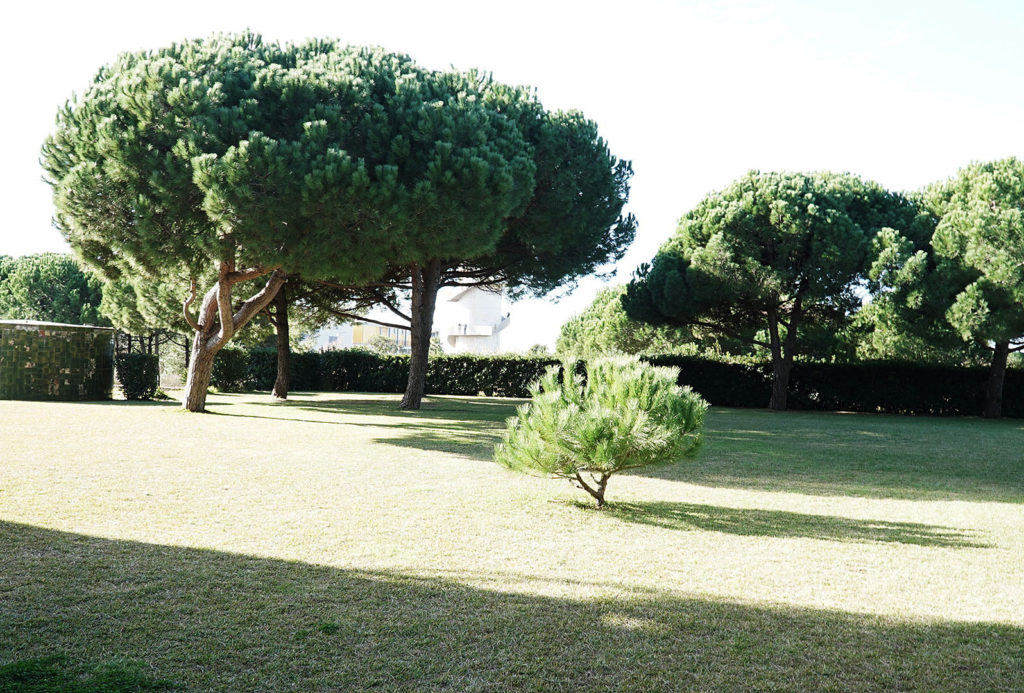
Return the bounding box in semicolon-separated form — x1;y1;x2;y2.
2;0;1022;349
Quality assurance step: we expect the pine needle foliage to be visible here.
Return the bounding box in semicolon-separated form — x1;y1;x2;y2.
495;357;707;507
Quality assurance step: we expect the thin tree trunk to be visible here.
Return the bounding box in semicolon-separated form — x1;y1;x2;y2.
766;309;790;410
401;259;442;410
271;283;290;400
983;340;1010;419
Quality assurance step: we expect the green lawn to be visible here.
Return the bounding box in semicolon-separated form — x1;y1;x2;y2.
1;393;1022;691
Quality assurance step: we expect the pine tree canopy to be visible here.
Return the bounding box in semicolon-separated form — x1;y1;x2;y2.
42;34;536;288
623;170;923;409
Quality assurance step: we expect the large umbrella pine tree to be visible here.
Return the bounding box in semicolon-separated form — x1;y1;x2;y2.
358;71;538;410
384;79;636;409
624;171;920;410
919;158;1024;418
43;35;534;411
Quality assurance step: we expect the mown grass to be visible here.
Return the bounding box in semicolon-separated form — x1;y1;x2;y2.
1;392;1022;691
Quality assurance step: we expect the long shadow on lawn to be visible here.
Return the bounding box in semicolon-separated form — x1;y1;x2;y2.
2;522;1021;692
605;501;988;548
20;399;182;409
370;425;505;460
205;410;506;461
252;394;519;423
207;395;511;460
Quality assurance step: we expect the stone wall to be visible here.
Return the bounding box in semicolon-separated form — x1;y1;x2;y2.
0;321;114;400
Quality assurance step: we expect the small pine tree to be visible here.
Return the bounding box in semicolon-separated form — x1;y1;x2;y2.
495;356;707;507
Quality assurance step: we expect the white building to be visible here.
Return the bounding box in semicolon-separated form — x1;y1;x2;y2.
433;286;511;354
311;322;354;351
310;285;511;354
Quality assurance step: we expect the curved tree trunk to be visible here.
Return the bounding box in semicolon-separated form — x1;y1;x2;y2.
183;332;217;412
574;472;611;508
982;340;1010;419
180;264;286;413
271;283;290;400
401;259;442;410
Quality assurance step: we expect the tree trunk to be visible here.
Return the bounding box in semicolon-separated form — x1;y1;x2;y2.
574;472;611;508
401;259;442;410
182;331;217;412
983;340;1010;419
767;296;803;411
271;283;290;400
180;265;286;413
766;309;791;410
769;361;791;411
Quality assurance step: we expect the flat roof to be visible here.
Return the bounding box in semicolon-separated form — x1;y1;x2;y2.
0;320;115;331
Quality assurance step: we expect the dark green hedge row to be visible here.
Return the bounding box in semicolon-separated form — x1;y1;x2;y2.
212;348;560;398
114;353;159;400
210;348;1022;417
646;356;1023;417
644;356;768;408
787;361;1024;418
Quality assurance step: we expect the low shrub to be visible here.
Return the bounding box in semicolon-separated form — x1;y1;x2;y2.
114;353;159;400
321;349;407;392
495;357;708;507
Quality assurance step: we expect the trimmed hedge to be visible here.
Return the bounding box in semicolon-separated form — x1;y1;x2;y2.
427;354;560;396
786;361;1024;418
645;356;1024;417
208;348;1022;417
211;348;249;393
212;348;557;398
115;353;159;400
0;321;114;401
644;356;769;408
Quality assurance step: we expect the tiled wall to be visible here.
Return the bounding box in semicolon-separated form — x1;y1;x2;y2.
0;323;114;400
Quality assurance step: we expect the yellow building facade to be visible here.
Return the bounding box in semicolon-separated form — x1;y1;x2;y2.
351;323;411;351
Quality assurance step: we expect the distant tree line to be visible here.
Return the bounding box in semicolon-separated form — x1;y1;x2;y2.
0;253;104;327
559;162;1024;418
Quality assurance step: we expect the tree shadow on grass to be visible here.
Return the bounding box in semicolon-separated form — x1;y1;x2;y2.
370;425;506;461
202;410;354;427
201;409;508;462
604;501;989;548
23;399;182;409
200;395;515;459
0;654;172;692
254;393;520;423
2;522;1021;692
